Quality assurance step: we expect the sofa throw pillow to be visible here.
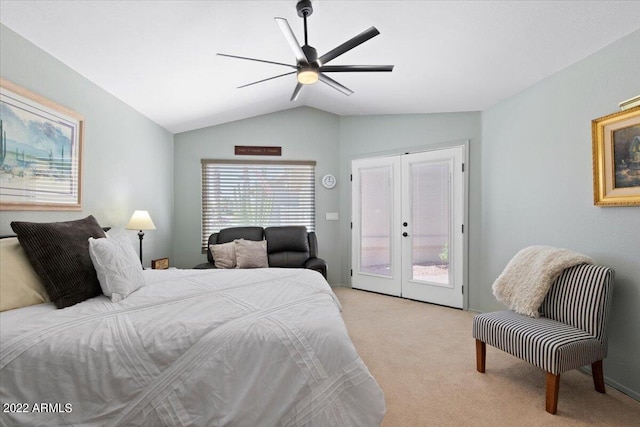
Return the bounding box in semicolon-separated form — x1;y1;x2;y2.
0;237;51;312
235;239;269;269
10;215;106;309
89;229;144;302
210;242;236;269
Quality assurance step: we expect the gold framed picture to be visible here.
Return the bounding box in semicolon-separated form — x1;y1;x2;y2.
0;78;84;210
592;105;640;206
151;257;170;270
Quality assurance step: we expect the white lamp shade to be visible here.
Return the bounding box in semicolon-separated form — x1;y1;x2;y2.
126;210;156;231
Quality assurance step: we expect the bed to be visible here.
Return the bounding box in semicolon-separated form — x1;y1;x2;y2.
0;217;385;426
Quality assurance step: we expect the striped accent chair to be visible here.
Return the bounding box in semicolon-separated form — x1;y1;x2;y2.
472;264;614;414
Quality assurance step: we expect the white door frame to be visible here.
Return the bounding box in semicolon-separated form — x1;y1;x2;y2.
400;146;465;308
350;141;469;309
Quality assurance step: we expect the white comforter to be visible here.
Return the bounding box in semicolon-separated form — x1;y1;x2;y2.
0;268;385;426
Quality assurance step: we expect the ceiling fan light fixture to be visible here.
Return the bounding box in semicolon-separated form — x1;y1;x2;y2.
297;68;319;85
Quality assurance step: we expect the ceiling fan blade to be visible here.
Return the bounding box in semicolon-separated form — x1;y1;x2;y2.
318;74;353;96
217;53;296;69
320;65;394;73
317;27;380;66
290;82;304;101
238;71;296;89
275;17;308;64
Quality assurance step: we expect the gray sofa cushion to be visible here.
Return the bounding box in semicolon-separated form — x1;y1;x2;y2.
265;226;309;253
265;226;309;268
218;226;263;244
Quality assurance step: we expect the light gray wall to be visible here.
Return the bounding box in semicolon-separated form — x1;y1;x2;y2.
0;24;174;266
479;29;640;398
172;107;342;283
337;113;482;288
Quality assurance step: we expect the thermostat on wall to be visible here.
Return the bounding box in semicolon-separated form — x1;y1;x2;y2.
321;174;336;189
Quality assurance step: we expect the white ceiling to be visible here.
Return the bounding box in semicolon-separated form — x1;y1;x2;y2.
1;1;640;134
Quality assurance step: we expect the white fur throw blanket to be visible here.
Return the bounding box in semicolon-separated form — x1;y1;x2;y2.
492;246;594;317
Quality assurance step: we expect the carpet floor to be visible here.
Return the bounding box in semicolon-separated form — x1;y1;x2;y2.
333;287;640;426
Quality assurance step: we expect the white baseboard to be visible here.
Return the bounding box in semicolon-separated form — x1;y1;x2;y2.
579;366;640;402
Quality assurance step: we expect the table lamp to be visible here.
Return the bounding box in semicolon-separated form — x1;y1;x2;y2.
126;210;156;264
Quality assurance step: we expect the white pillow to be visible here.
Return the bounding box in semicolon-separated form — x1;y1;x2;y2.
88;230;144;302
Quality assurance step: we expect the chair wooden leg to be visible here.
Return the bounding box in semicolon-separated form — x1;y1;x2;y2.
592;360;606;393
545;372;560;414
475;339;486;373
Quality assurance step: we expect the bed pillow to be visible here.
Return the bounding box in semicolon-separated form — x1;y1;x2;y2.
235;239;269;268
210;242;237;269
10;215;106;309
89;230;144;302
0;237;51;312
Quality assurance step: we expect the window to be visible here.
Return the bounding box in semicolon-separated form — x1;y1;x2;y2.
201;159;316;251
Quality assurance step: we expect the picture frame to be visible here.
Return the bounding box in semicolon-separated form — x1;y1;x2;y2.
0;78;83;210
151;257;170;270
592;105;640;206
619;94;640;111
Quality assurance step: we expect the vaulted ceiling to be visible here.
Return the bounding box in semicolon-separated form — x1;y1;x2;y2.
1;1;639;133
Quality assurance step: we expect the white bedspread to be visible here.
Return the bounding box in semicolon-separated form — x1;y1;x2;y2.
0;268;385;426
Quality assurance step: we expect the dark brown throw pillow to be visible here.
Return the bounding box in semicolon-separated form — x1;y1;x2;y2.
10;215;107;309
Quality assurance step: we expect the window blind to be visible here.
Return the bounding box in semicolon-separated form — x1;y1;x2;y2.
201;159;316;252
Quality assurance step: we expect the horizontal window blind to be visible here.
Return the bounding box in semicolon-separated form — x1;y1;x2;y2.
201;159;316;252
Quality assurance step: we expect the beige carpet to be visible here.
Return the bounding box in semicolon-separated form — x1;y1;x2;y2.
333;287;640;426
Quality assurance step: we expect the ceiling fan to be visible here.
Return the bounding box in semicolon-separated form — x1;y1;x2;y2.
217;0;394;101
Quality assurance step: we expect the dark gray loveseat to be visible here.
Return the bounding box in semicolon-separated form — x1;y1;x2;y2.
194;226;327;278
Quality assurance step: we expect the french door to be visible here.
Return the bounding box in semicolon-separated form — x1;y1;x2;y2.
351;146;466;308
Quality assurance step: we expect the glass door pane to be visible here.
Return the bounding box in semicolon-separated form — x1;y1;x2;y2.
410;161;450;285
360;166;392;277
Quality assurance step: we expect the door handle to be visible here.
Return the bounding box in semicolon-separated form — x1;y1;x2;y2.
402;232;408;237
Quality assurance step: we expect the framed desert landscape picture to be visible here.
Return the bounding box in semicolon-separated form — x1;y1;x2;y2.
592;105;640;206
0;78;83;210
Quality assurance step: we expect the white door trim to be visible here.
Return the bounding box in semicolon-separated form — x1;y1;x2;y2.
350;140;469;309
